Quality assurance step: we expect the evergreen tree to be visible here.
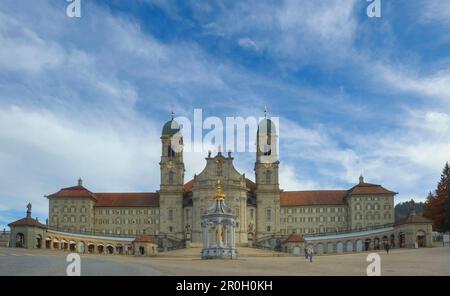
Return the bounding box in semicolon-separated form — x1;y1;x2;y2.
423;192;435;220
443;189;450;232
424;162;450;231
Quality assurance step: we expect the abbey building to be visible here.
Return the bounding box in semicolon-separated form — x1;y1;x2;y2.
45;117;397;245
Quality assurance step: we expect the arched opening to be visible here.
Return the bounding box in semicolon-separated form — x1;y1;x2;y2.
125;245;133;255
87;243;95;254
382;235;388;250
97;244;104;254
265;171;272;184
364;238;371;251
416;230;426;247
61;239;68;251
36;234;42;249
69;241;76;252
52;238;60;250
168;145;175;158
15;233;25;248
373;237;380;250
390;234;395;248
139;246;145;255
77;242;85;253
399;232;405;248
356;240;363;252
345;241;353;252
45;237;51;249
316;243;324;254
106;245;114;254
327;242;334;253
168;171;174;184
116;244;123;255
336;242;343;253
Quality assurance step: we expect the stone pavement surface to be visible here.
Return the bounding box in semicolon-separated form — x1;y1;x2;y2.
0;246;449;276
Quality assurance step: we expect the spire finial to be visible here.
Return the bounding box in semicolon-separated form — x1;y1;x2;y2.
26;202;32;218
214;179;225;201
78;178;83;186
359;175;364;184
171;111;175;120
264;105;268;118
409;199;416;216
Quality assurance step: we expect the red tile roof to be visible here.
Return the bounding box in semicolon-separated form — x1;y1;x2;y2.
46;178;395;208
245;179;256;191
283;233;305;243
183;179;194;192
183;178;256;192
395;213;432;225
46;185;97;201
8;217;47;228
348;182;397;195
95;193;159;207
281;190;348;206
133;234;156;243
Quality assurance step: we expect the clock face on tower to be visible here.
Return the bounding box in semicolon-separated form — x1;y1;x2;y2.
166;160;174;169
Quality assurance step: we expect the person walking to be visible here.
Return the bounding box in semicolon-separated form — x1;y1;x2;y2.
385;242;390;254
305;248;309;259
308;247;314;263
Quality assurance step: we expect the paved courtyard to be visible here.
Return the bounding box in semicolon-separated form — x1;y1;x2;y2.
0;246;449;276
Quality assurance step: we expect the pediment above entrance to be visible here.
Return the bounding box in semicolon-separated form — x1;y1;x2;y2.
192;152;246;191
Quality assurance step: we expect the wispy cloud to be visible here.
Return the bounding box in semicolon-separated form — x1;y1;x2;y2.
376;64;450;102
420;1;450;25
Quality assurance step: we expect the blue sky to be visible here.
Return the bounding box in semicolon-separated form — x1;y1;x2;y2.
1;0;449;230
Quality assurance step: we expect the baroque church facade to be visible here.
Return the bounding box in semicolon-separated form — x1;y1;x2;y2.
46;117;396;245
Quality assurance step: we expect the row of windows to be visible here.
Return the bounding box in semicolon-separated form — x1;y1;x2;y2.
57;216;87;223
61;227;153;235
281;216;346;223
55;207;161;215
96;218;159;225
53;200;86;205
280;227;345;234
55;207;87;213
96;208;159;215
354;213;392;220
354;196;390;201
96;228;149;235
281;207;345;214
353;204;392;210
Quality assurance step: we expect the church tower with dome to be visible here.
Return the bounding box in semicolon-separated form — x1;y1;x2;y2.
159;115;185;238
254;114;281;238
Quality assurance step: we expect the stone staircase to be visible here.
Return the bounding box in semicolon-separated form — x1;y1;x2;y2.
157;246;288;258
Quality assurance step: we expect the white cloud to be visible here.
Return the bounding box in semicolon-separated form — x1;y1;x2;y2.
421;1;450;24
376;64;450;102
0;106;163;218
0;11;64;73
238;37;259;51
189;0;358;66
279;165;318;191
